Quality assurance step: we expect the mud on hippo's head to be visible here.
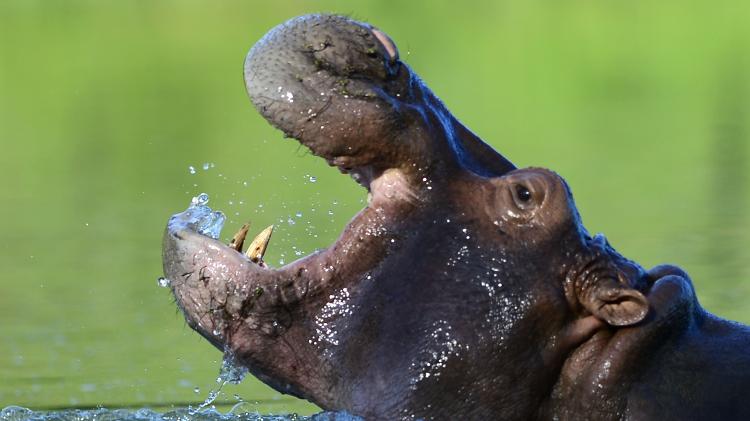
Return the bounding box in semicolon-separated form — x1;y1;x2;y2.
163;14;695;420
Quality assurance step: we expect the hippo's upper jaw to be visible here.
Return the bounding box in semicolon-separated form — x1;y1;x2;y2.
163;14;750;420
244;14;515;187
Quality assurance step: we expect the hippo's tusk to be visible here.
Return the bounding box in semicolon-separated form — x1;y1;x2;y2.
246;225;274;263
229;222;250;252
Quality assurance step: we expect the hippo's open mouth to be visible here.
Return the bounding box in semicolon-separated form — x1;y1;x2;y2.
163;14;517;352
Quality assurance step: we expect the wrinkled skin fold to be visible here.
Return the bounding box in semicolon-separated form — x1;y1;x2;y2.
163;14;750;420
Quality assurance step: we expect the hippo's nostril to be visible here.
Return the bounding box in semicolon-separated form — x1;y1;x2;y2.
371;28;399;62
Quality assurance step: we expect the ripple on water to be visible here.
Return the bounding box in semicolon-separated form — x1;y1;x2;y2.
0;406;362;421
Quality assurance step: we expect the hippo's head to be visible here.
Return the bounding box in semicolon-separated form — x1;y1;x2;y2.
163;15;694;420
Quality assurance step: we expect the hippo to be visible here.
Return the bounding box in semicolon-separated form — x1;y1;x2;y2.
162;14;750;420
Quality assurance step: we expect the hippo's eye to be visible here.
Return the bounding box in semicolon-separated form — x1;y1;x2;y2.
515;184;532;203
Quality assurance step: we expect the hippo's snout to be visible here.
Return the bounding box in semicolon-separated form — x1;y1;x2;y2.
245;15;401;95
244;15;410;176
244;14;515;192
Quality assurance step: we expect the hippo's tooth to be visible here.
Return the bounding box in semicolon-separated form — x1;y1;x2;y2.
229;222;250;252
246;225;274;263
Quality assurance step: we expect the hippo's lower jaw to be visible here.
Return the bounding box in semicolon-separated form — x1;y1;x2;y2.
163;157;438;401
163;166;419;346
163;14;750;420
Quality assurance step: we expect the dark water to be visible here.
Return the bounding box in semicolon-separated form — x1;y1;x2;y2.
1;0;748;415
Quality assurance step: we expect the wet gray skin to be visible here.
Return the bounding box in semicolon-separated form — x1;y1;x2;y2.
163;15;750;420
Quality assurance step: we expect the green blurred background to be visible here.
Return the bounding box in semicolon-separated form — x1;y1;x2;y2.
1;0;748;415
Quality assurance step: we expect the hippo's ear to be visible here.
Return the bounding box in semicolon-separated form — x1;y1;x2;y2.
580;277;649;327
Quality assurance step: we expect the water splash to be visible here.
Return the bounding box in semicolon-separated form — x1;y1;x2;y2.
192;193;209;207
218;351;249;385
0;406;363;421
189;351;249;416
157;277;171;288
180;193;226;239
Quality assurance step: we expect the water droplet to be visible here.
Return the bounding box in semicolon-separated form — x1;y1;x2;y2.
198;211;226;239
157;277;171;288
219;351;248;384
188;166;196;174
202;162;211;170
308;175;317;183
328;210;334;216
287;218;295;225
184;194;226;239
191;193;209;206
193;387;200;394
295;211;303;218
